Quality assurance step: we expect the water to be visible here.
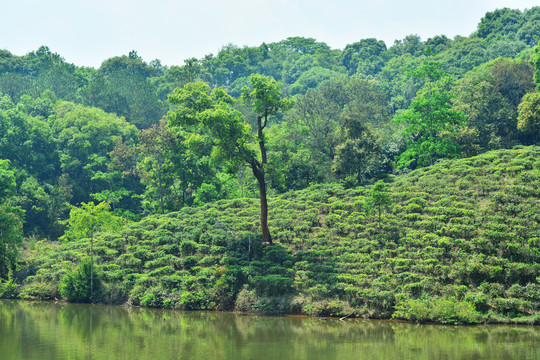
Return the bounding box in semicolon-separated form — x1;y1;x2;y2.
0;300;538;360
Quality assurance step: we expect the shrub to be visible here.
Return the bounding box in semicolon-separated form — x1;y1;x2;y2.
235;287;258;312
0;269;18;299
251;274;294;296
59;258;102;303
393;298;480;324
18;281;58;300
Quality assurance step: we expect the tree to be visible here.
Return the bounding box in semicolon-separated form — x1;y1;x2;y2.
168;76;292;244
81;52;167;128
532;45;540;88
0;160;23;279
333;131;380;184
517;92;540;143
452;58;535;150
366;180;392;228
476;8;523;39
51;102;138;204
85;155;131;212
341;38;388;76
241;74;294;243
61;201;127;299
138;121;172;214
394;61;467;169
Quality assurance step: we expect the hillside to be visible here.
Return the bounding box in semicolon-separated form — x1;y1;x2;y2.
15;146;540;324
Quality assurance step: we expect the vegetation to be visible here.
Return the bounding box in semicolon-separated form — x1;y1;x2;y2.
10;146;540;324
1;7;540;325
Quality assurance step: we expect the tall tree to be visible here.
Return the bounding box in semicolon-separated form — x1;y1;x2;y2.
61;201;127;301
241;74;294;243
168;76;292;244
532;45;540;89
395;60;467;169
366;180;392;229
0;160;23;279
517;92;540;143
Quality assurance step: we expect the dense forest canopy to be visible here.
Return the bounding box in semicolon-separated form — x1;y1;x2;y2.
1;7;540;323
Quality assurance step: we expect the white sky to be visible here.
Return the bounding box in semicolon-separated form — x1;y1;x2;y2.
0;0;538;68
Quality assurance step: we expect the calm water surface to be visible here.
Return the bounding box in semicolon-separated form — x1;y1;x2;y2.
0;299;539;360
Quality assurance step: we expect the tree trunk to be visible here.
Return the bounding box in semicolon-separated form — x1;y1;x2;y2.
251;163;272;244
258;174;271;245
158;159;164;215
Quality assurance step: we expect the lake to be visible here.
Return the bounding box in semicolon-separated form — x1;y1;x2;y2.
0;299;538;360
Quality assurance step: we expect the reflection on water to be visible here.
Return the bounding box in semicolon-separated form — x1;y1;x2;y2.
0;299;539;360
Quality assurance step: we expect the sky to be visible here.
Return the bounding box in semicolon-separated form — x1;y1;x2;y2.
1;0;538;68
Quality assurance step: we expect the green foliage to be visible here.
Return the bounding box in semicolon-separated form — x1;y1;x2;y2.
242;74;295;116
61;202;128;242
532;45;540;88
59;258;102;303
51;101;138;204
517;92;540;143
395;61;467;168
0;160;23;278
193;183;219;206
393;298;481;324
0;269;18;298
366;180;392;225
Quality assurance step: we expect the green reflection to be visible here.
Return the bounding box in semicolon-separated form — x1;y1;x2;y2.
1;300;539;360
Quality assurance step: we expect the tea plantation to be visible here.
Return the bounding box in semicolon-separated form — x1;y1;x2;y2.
16;146;540;324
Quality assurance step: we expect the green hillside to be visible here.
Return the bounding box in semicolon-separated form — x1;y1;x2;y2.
15;146;540;324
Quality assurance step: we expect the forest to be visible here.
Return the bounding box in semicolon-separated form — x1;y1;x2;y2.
1;7;540;324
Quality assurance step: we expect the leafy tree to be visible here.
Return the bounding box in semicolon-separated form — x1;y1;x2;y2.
288;67;346;96
376;54;425;112
532;45;540;88
135;119;215;213
395;61;467;169
169;76;292;244
517;92;540;143
489;58;535;108
266;123;331;192
390;35;425;57
333;130;380;184
452;67;515;150
452;58;535;150
288;81;346;161
61;201;127;242
241;75;294;243
341;38;388;76
517;7;540;46
61;201;127;299
366;180;392;227
0;160;23;279
287;77;390;186
150;58;205;100
85;155;131;212
424;35;453;54
193;183;219;206
51;102;138;204
82;52;166;128
138;121;171;214
0;93;59;183
476;8;523;39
